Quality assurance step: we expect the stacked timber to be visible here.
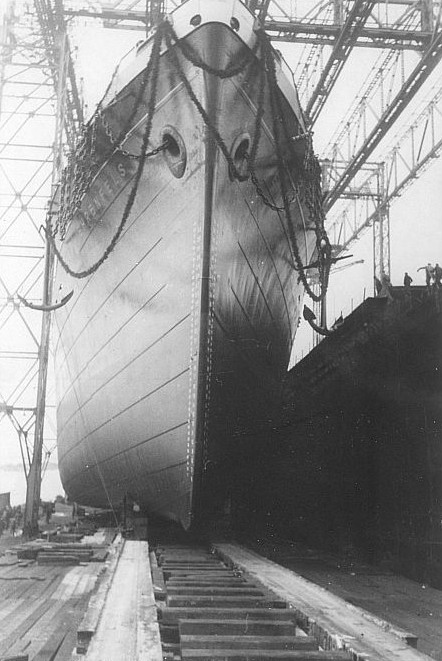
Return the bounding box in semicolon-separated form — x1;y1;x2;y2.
0;529;115;660
7;529;113;565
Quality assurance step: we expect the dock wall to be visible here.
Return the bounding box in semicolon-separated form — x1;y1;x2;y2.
232;289;442;587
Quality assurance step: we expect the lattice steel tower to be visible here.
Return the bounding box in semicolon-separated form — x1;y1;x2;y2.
0;0;81;534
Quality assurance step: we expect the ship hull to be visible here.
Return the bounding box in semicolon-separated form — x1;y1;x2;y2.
53;8;317;529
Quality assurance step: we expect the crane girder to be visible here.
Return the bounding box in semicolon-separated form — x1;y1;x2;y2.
265;23;433;50
324;85;442;253
305;0;377;126
323;28;442;213
33;0;83;148
61;2;435;50
63;0;271;28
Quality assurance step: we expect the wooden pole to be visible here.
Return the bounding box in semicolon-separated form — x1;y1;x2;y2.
23;29;67;538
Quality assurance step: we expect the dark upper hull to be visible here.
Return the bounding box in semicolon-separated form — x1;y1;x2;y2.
53;2;318;528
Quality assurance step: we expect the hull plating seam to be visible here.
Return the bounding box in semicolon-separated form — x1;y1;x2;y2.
54;284;167;414
56;311;189;432
58;367;190;461
54;237;164;376
54;170;175;352
63;448;188;490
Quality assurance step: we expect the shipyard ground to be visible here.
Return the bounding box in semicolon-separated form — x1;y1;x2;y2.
1;513;441;660
241;533;442;660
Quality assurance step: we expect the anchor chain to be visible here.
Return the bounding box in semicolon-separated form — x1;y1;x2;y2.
47;22;166;279
50;18;330;300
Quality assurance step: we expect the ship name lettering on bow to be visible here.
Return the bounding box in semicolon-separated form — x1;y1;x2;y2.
81;160;130;225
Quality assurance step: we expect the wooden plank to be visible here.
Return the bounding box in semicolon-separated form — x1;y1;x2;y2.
179;635;319;650
159;608;298;626
356;611;418;649
37;554;80;566
16;549;38;561
181;651;350;660
167;578;248;585
51;533;84;543
85;540;162;660
0;572;64;649
152;567;166;601
3;599;70;660
178;619;298;636
0;598;26;622
90;548;108;562
0;558;19;568
167;595;287;608
136;542;163;661
31;630;68;660
149;550;158;569
0;600;55;656
166;586;265;596
0;560;101;660
164;570;230;577
76;534;123;653
214;544;430;661
162;564;225;569
3;598;66;660
51;565;98;601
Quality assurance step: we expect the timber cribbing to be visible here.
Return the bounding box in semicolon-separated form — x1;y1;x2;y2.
152;539;350;660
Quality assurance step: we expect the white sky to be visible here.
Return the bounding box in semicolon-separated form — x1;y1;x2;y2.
1;1;441;503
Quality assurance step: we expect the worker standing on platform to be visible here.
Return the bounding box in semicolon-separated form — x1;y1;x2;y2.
434;263;442;288
403;272;413;288
417;263;434;289
379;273;394;300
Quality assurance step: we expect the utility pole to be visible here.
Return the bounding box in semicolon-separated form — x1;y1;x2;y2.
23;28;69;537
23;243;54;537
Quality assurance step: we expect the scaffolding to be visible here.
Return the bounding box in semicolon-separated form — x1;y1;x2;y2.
0;0;79;534
0;3;53;524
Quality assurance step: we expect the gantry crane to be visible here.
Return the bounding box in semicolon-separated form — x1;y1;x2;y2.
1;0;441;535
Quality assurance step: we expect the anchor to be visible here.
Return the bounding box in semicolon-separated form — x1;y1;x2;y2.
17;290;74;312
296;253;353;271
303;305;333;337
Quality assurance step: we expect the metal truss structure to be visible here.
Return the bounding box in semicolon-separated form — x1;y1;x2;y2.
0;2;55;519
0;0;74;533
1;0;441;528
324;82;442;255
